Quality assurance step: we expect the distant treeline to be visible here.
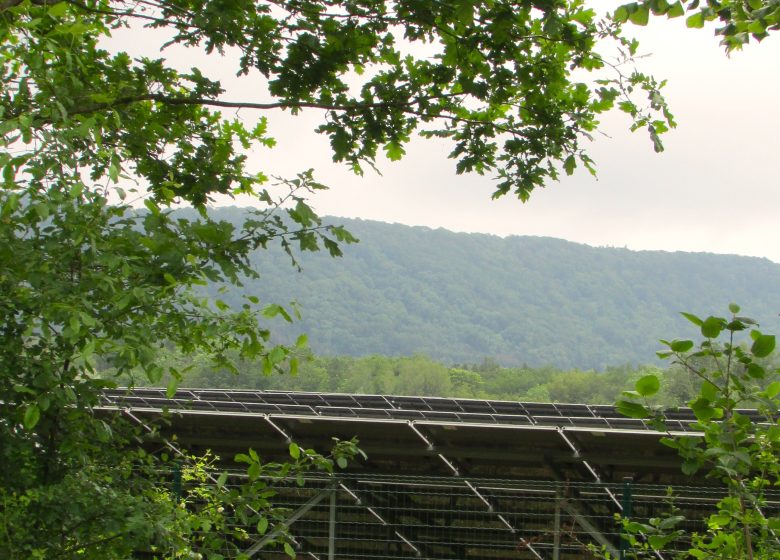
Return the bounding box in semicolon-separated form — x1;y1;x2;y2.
195;208;780;369
119;350;728;406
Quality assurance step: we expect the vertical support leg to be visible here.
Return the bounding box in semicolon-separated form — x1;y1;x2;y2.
620;477;634;560
172;462;182;503
329;485;337;560
553;487;561;560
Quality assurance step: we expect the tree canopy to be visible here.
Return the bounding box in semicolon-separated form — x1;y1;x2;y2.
1;0;676;206
617;0;780;50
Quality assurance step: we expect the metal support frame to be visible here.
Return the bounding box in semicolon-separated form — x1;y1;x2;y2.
557;428;622;510
328;484;337;560
559;499;620;559
245;487;334;557
408;422;545;559
553;487;561;560
337;479;424;557
620;478;633;560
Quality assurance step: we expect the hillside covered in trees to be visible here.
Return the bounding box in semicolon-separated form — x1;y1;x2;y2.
206;208;780;369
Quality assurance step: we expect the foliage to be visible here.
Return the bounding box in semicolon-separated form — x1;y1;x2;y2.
611;306;780;559
615;0;780;51
1;0;673;203
200;212;780;369
126;347;693;405
0;0;757;555
0;425;361;559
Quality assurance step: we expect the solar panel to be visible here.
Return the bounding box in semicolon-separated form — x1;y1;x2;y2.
100;388;717;433
535;415;574;426
321;394;359;408
419;397;464;413
489;401;526;415
492;414;533;425
554;403;594;417
254;392;297;405
456;399;495;414
196;390;232;401
391;409;426;420
454;412;496;424
390;396;430;409
317;406;358;418
353;395;394;409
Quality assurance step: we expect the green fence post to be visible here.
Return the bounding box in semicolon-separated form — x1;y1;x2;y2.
620;477;633;559
172;462;182;503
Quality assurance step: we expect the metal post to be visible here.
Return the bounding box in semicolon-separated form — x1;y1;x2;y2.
328;484;337;560
553;486;561;560
172;462;182;503
620;477;634;560
245;488;333;557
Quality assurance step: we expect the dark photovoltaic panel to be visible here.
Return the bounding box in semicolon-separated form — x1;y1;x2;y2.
100;388;705;431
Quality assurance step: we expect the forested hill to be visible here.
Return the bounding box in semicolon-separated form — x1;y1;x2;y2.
208;208;780;369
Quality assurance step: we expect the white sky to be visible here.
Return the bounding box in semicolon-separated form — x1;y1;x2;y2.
112;8;780;262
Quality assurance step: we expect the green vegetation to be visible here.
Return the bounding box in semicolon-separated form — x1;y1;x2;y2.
123;347;746;407
203;209;780;370
1;0;777;556
603;306;780;559
617;0;780;51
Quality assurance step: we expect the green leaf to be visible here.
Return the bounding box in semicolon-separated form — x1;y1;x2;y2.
257;517;269;535
384;142;405;161
680;312;703;327
629;4;650;25
613;4;631;23
289;442;300;459
751;334;775;358
649;0;669;15
669;339;693;352
666;1;684;17
166;377;178;398
700;381;718;402
635;374;660;397
747;363;765;379
686;11;705;28
728;302;740;314
336;456;348;469
47;2;68;17
217;472;228;487
24;405;41;429
95;420;112;443
616;400;651;419
700;316;724;338
283;542;295;557
764;381;780;399
563;155;576;175
108;158;120;183
689;398;719;422
681;459;699;475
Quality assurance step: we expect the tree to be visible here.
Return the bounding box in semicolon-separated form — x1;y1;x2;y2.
612;306;780;559
0;0;674;556
615;0;780;51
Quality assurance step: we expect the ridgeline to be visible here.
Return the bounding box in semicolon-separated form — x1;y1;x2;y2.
208;208;780;369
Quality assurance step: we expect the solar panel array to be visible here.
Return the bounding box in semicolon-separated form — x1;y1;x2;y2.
101;388;779;559
98;387;758;432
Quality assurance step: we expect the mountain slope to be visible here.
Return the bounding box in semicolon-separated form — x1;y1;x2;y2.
209;209;780;369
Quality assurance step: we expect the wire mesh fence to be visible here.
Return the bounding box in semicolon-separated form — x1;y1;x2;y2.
189;473;779;560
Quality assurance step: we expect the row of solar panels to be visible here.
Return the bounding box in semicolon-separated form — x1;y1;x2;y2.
101;388;769;432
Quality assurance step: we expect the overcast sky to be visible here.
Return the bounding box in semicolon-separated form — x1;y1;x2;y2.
113;8;780;262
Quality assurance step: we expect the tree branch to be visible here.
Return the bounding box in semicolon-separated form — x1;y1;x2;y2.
1;0;63;11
